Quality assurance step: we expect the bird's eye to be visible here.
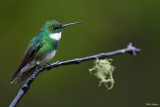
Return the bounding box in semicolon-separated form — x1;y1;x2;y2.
52;26;57;30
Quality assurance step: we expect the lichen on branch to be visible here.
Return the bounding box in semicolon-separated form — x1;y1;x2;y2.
89;59;115;90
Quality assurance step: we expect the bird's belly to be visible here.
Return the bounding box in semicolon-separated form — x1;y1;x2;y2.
40;50;56;64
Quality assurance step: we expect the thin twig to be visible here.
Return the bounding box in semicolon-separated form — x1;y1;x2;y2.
9;42;141;107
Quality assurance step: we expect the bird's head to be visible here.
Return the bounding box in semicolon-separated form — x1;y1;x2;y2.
41;20;83;34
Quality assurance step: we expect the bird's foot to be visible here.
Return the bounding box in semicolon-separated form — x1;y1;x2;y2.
35;64;44;72
45;63;52;71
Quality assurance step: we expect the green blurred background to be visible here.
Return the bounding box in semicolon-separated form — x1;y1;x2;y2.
0;0;159;107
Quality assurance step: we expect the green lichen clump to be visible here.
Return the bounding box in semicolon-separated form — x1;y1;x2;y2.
89;58;115;90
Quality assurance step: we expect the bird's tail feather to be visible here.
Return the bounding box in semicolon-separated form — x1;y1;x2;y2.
10;66;36;84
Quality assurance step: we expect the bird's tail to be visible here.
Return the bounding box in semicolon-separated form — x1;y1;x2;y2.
10;66;36;84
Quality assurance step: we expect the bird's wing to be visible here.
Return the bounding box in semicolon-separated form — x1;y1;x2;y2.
11;35;43;80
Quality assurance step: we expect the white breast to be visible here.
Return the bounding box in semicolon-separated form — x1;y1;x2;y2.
40;51;56;64
50;32;62;40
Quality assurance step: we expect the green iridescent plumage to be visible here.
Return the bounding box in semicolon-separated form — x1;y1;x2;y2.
34;35;59;61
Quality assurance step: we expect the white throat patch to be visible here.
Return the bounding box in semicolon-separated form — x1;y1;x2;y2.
50;32;62;40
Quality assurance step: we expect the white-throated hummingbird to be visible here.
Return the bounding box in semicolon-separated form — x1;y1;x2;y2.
11;20;83;84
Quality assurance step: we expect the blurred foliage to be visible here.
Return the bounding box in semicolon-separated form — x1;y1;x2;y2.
0;0;159;107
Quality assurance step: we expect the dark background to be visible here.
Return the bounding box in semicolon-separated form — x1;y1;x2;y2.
0;0;159;107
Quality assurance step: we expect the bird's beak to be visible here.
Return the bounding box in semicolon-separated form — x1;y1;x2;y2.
61;22;83;28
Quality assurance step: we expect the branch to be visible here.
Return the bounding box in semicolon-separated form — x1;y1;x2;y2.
9;42;141;107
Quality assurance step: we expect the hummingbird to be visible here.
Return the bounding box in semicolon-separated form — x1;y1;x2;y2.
10;20;83;84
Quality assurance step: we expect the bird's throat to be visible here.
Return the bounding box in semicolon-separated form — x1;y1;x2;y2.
50;32;61;40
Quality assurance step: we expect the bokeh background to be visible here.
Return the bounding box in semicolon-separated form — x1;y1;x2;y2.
0;0;159;107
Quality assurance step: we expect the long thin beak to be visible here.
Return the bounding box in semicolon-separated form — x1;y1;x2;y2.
61;22;83;28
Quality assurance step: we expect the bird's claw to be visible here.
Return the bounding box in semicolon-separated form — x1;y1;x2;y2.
45;63;52;71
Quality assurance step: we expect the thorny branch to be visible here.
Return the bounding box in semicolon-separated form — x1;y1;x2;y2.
9;42;141;107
